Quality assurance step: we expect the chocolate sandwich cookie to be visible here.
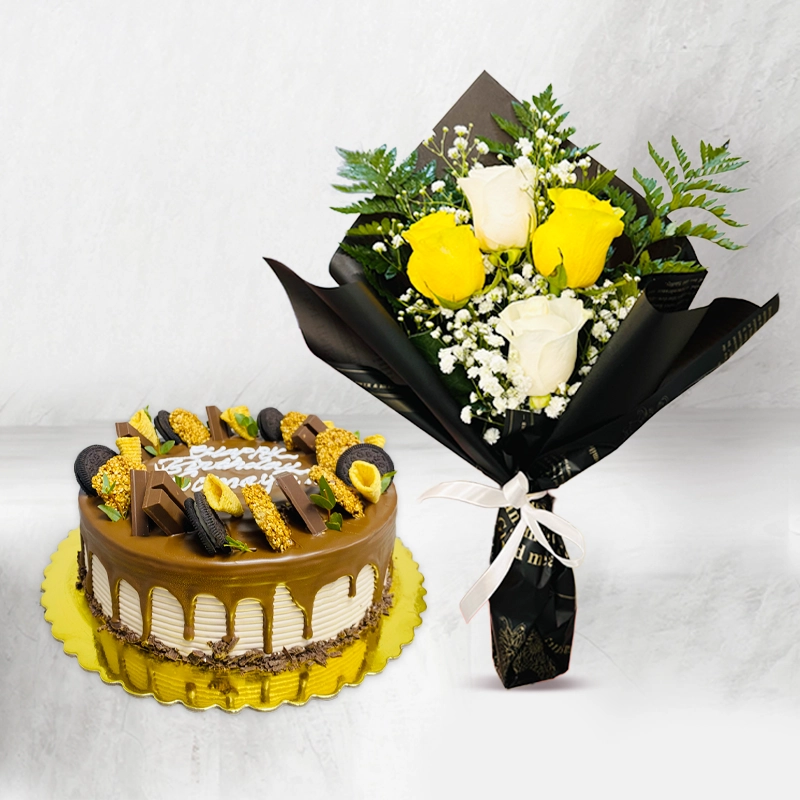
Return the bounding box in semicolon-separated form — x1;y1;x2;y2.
335;443;394;486
74;445;117;496
185;494;227;555
184;498;214;554
257;407;283;442
154;410;182;445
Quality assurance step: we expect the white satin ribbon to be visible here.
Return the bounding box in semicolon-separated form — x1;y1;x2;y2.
419;472;585;622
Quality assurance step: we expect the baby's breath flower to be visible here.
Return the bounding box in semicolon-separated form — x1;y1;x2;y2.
544;396;567;419
475;141;489;155
454;125;469;136
372;242;387;253
460;406;473;424
431;180;445;193
483;428;500;445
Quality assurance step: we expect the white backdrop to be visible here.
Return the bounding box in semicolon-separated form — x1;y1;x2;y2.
0;0;797;424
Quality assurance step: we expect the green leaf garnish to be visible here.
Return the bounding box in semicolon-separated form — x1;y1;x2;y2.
311;475;338;514
234;413;259;438
147;440;175;456
380;471;397;494
98;504;123;522
174;475;191;490
143;405;152;422
310;493;335;511
224;534;255;553
101;474;116;494
326;512;343;531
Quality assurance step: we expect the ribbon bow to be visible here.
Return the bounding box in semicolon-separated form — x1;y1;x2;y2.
419;472;585;622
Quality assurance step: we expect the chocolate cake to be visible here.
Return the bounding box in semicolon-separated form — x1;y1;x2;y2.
75;407;397;672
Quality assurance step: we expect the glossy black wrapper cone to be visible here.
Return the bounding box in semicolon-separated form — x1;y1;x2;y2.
268;71;780;688
489;498;575;687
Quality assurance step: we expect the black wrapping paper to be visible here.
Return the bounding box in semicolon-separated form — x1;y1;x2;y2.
268;72;779;687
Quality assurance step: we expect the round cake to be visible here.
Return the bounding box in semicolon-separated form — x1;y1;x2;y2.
74;406;397;671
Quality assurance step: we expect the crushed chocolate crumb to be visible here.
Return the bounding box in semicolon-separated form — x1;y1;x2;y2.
76;550;87;590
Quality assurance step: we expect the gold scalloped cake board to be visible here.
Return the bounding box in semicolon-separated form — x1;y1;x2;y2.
42;529;426;712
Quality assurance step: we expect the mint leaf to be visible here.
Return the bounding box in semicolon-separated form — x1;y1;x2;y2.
235;412;259;438
98;504;123;522
144;445;157;456
160;440;175;455
310;493;335;511
318;476;337;506
380;471;397;494
326;513;343;531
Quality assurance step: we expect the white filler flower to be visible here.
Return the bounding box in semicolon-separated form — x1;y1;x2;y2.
496;295;592;397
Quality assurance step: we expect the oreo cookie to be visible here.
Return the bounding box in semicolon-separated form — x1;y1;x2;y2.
257;407;283;442
335;443;394;486
154;410;182;445
190;492;227;554
74;445;117;495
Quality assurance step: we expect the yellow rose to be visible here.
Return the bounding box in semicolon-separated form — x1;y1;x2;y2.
532;189;625;288
402;212;485;305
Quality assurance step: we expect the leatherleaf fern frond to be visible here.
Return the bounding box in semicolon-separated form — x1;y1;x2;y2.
632;136;747;251
331;146;436;218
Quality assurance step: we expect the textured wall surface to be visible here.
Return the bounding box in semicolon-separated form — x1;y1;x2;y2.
1;1;797;424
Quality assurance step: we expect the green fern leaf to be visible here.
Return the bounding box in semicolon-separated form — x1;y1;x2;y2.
331;197;403;215
574;169;617;196
490;113;526;142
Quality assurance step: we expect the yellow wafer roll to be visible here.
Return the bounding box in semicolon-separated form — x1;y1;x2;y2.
221;406;256;441
349;460;382;504
203;474;243;517
129;409;159;448
116;437;143;467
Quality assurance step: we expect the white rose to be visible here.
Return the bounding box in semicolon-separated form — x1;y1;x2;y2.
496;295;592;397
457;164;537;252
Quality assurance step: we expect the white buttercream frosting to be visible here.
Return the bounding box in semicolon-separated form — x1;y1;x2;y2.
90;553;376;656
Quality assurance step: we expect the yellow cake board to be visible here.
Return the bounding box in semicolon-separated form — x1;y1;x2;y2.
42;529;426;712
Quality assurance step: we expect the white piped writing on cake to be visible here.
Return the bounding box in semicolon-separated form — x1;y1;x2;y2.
154;444;310;493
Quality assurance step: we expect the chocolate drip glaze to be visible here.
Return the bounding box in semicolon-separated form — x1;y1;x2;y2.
78;438;396;653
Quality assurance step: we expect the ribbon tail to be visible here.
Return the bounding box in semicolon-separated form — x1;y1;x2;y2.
522;507;586;569
460;518;526;623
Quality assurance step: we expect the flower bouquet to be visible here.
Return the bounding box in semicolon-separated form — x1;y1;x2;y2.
267;72;778;688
